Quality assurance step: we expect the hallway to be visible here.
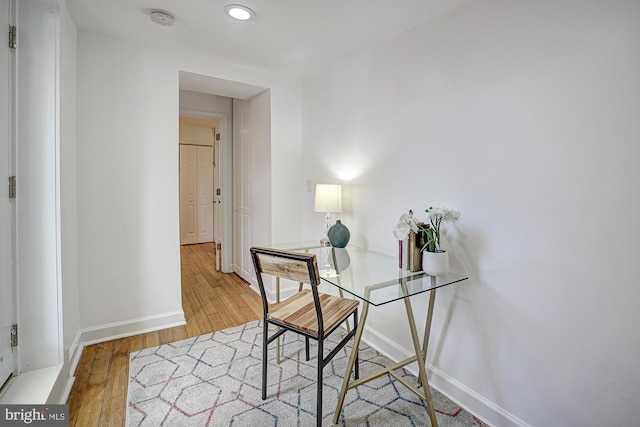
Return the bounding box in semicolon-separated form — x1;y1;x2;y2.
67;243;262;426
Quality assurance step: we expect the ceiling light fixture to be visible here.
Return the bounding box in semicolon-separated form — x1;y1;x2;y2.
149;9;174;26
224;4;255;21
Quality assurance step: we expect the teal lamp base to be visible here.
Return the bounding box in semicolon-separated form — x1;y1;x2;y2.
328;220;350;248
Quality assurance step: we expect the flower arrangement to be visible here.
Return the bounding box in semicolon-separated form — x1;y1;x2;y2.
418;206;461;252
392;210;420;240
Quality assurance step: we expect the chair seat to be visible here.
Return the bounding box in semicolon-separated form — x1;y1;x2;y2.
269;289;359;335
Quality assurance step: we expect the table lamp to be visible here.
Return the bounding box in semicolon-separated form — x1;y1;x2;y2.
314;184;342;246
314;183;342;277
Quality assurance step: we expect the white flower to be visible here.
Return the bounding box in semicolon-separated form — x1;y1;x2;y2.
422;205;461;251
427;206;461;222
392;210;420;240
393;222;411;240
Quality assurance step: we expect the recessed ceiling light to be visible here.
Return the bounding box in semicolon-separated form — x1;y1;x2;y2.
149;10;174;26
224;4;255;21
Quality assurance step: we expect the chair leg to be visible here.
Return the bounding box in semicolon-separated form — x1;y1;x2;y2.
353;309;359;380
316;338;324;427
305;337;310;361
262;319;268;400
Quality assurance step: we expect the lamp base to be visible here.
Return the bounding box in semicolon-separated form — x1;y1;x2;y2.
328;220;350;248
319;268;338;278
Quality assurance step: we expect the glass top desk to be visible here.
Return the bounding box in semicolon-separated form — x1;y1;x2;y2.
272;242;468;427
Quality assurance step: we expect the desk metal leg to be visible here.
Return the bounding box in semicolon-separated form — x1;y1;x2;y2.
417;278;437;388
333;285;440;427
422;281;437;365
404;287;438;427
333;300;369;425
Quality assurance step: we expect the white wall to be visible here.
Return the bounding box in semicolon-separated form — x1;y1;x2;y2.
300;1;640;426
75;32;302;340
76;33;185;337
179;90;232;116
270;84;304;244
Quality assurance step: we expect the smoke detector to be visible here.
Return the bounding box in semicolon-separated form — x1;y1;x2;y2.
150;10;174;26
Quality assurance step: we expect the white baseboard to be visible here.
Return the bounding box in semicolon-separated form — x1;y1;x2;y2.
68;330;82;378
78;310;186;347
48;311;186;405
249;283;261;298
361;326;530;427
426;364;530;427
48;370;75;405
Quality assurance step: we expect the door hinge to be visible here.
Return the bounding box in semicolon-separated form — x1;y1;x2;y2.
216;242;222;251
9;26;16;49
216;133;221;141
8;176;16;199
10;324;17;348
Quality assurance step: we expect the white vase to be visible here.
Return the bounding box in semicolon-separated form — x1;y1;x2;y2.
422;250;449;276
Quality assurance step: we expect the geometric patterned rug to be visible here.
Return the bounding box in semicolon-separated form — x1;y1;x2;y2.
127;320;485;426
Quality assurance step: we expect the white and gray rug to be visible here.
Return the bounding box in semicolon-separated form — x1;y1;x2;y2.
127;320;484;426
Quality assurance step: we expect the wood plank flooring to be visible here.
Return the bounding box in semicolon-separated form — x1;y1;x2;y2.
67;243;262;426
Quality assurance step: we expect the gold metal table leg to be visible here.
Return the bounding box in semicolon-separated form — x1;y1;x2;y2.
333;300;369;425
402;282;438;427
422;278;437;363
334;281;440;427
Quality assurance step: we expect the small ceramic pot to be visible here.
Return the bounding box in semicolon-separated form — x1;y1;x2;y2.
422;249;449;276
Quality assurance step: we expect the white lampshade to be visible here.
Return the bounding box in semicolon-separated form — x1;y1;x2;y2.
314;184;342;213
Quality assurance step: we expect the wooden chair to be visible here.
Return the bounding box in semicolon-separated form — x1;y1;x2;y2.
250;246;359;427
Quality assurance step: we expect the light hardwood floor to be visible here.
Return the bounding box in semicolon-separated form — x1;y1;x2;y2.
67;243;262;426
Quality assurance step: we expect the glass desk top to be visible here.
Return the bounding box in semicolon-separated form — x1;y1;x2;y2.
271;242;468;306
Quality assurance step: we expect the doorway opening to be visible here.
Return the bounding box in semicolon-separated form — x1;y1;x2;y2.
178;71;269;289
179;115;221;266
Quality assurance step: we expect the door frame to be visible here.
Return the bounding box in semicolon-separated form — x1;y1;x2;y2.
179;109;233;273
0;0;17;386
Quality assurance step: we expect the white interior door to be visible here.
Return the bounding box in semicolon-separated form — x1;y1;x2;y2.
0;0;15;386
179;145;197;244
197;146;214;243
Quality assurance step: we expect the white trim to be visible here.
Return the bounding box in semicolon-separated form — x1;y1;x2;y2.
77;310;186;347
53;312;185;403
427;365;530;427
179;109;224;120
67;330;82;379
47;367;74;404
52;376;74;404
361;325;530;427
54;0;64;372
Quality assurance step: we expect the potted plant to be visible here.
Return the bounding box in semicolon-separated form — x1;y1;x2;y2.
418;206;461;276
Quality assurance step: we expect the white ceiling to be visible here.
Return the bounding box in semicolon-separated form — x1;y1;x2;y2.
67;0;471;97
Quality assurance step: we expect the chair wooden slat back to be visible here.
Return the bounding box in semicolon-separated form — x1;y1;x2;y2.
253;251;316;285
250;246;322;325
